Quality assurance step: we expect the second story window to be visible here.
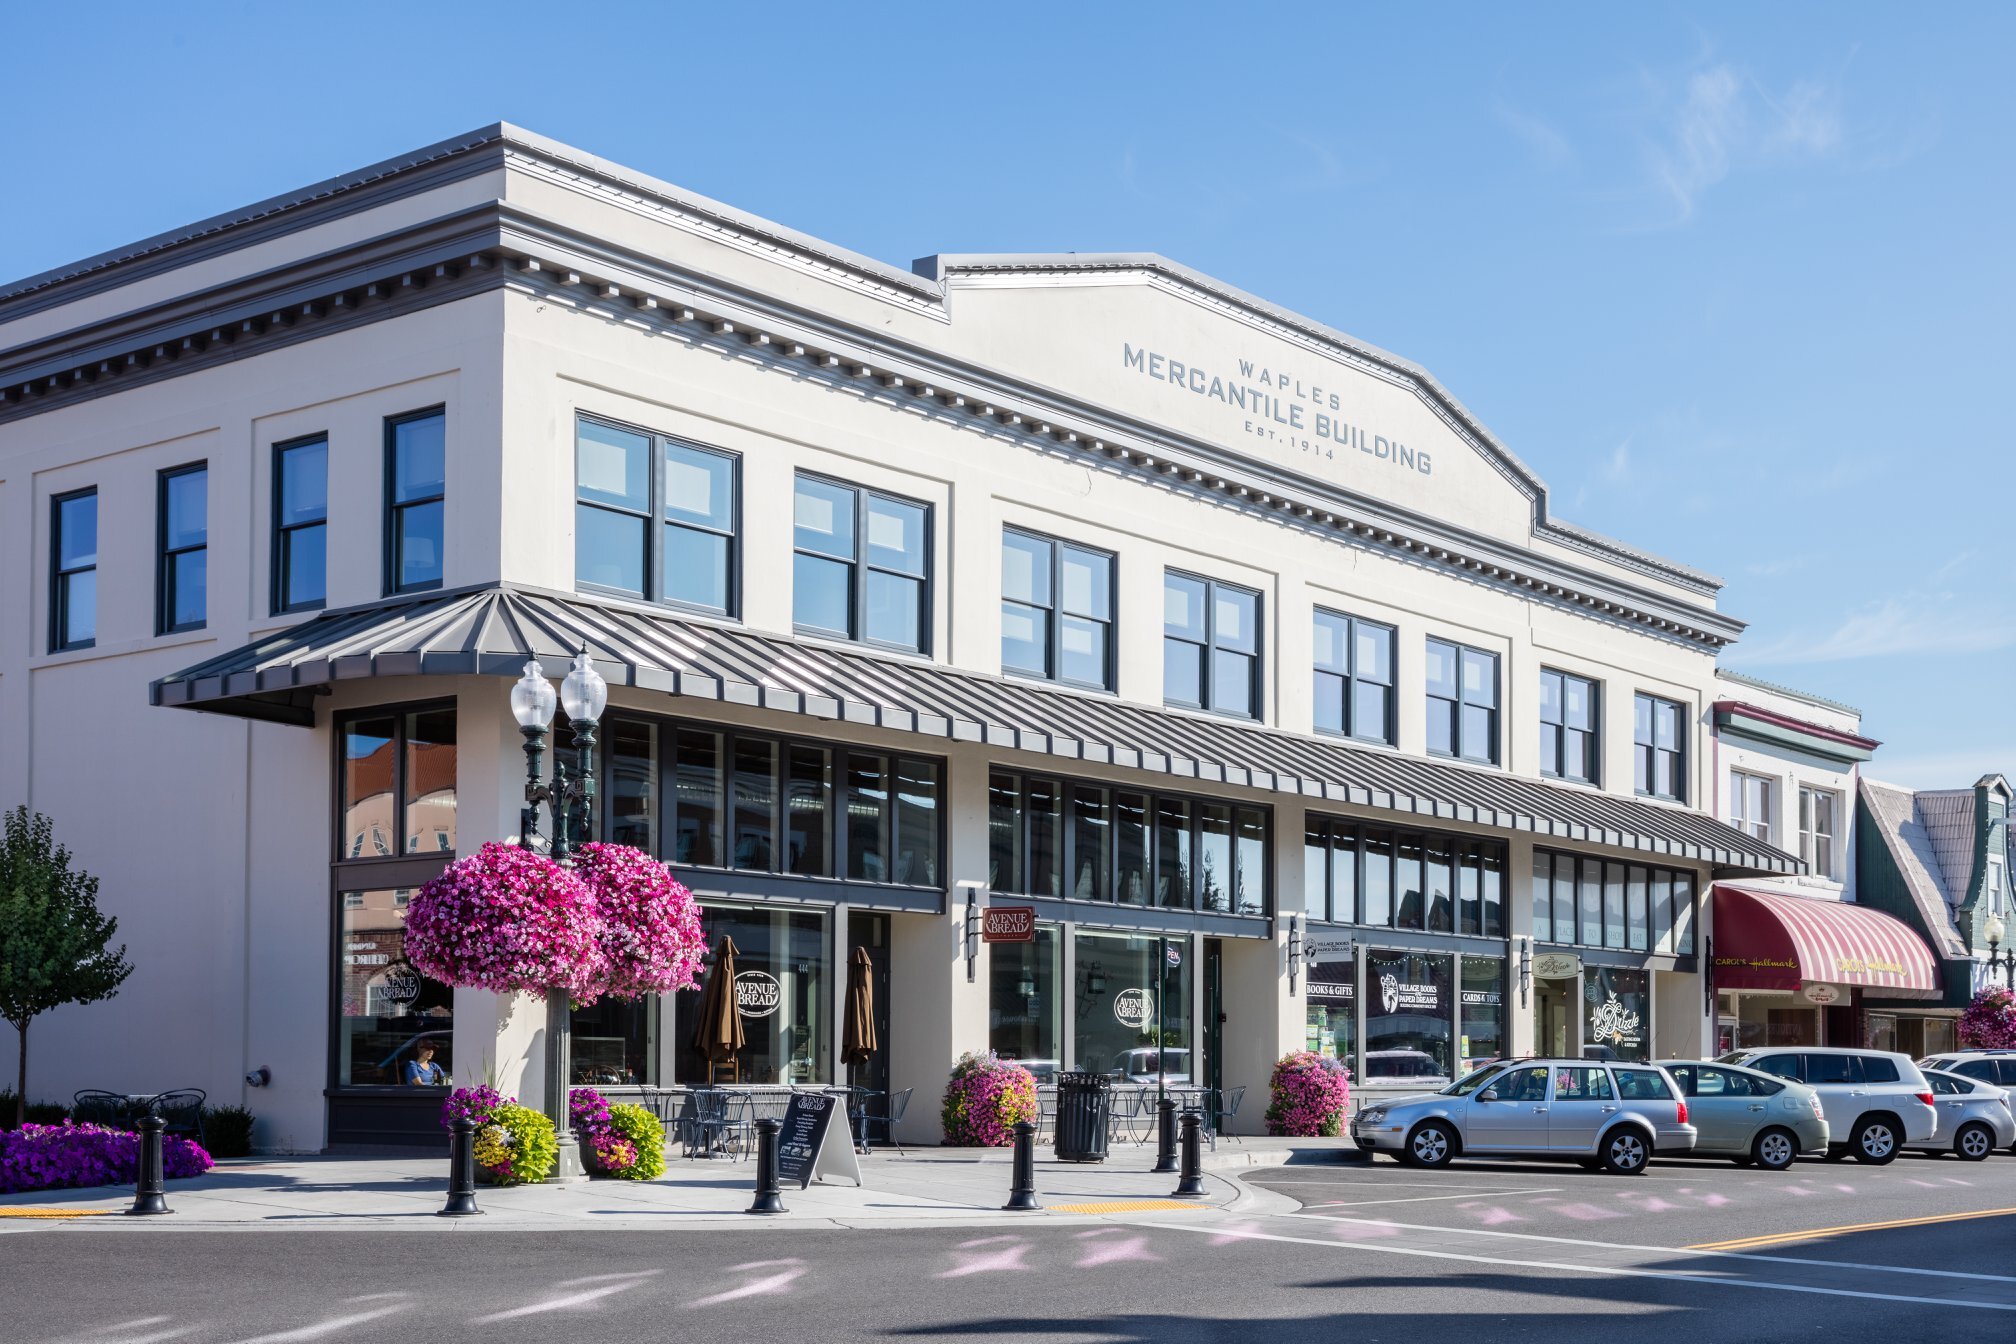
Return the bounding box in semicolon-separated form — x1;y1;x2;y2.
1731;771;1774;843
50;488;97;652
1634;693;1687;801
1426;638;1498;764
274;436;328;614
574;417;739;615
1538;669;1599;783
156;463;207;635
792;474;930;653
1312;609;1395;745
1164;572;1261;719
1001;528;1115;691
385;408;445;594
1798;785;1838;879
339;705;458;860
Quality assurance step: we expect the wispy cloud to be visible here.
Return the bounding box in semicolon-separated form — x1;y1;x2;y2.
1737;595;2016;667
1631;59;1848;227
1493;97;1575;168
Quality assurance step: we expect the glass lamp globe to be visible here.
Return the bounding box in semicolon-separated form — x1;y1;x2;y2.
510;660;557;730
560;647;608;723
1988;912;2007;949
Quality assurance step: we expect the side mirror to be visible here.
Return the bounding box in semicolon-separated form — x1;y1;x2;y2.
1478;1089;1499;1103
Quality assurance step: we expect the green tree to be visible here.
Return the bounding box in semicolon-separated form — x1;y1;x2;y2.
0;807;132;1126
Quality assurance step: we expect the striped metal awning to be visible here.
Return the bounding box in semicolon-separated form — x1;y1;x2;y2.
1712;885;1941;997
152;584;1799;873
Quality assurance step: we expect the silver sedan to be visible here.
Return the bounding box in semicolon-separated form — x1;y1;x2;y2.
1915;1068;2016;1161
1658;1060;1830;1170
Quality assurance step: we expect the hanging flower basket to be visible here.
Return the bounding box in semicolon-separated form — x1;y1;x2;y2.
570;843;707;1002
403;842;607;997
1961;987;2016;1049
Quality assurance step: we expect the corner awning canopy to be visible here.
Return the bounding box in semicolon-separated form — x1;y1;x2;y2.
1712;885;1941;997
152;584;1801;873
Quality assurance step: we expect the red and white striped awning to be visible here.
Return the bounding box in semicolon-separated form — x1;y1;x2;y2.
1712;885;1941;996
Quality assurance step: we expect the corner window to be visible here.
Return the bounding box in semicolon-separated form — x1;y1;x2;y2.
792;474;930;653
156;463;208;635
1538;668;1598;783
1313;609;1395;745
1732;772;1775;843
336;887;456;1088
574;416;739;615
385;408;445;594
1164;571;1261;719
1001;528;1115;691
274;436;328;614
1634;693;1687;801
1799;786;1838;879
339;706;458;861
1426;639;1498;764
50;488;97;652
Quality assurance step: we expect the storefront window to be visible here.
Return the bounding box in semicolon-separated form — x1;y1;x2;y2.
571;997;657;1086
1305;956;1355;1063
1586;966;1650;1062
989;928;1062;1078
1718;992;1820;1051
341;708;457;861
342;716;396;859
336;889;454;1087
606;718;657;852
1073;931;1192;1081
1460;957;1504;1072
1305;819;1507;937
1365;950;1453;1084
1538;848;1696;955
679;905;830;1084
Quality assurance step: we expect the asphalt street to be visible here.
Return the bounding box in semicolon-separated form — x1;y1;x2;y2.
6;1150;2016;1343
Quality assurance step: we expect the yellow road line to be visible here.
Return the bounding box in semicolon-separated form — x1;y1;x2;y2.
0;1208;113;1219
1691;1205;2016;1250
1046;1198;1209;1214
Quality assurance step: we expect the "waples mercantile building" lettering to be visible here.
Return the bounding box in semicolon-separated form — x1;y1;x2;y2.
0;126;1984;1150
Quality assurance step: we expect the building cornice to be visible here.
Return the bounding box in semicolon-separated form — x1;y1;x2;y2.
1713;700;1879;764
1715;668;1862;718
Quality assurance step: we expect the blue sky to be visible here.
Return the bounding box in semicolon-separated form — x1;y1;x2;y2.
5;3;2010;787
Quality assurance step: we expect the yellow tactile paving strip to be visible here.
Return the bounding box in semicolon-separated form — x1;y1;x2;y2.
1045;1198;1210;1214
0;1208;113;1219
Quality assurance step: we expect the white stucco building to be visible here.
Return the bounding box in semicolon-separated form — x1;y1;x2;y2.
3;125;1848;1150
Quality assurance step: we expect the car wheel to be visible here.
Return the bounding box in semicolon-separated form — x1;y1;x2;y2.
1955;1122;1996;1163
1404;1121;1456;1169
1852;1117;1900;1165
1599;1127;1650;1175
1751;1127;1798;1172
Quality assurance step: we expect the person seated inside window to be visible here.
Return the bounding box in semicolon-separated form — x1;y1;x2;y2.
403;1040;448;1086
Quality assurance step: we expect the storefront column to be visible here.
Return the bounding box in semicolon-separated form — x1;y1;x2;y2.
886;744;991;1144
1505;836;1540;1059
458;680;544;1107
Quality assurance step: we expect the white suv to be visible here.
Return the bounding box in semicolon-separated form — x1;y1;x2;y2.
1921;1050;2016;1090
1718;1048;1937;1163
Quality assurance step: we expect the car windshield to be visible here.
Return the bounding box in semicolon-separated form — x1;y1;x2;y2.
1439;1065;1503;1097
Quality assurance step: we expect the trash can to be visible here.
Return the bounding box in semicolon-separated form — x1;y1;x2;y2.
1053;1071;1112;1163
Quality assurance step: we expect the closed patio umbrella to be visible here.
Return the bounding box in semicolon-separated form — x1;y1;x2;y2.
691;935;744;1083
842;945;878;1150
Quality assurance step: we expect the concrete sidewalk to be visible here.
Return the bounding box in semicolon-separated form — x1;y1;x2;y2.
0;1140;1359;1232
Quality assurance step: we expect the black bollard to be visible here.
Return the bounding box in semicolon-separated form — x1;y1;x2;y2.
438;1116;482;1217
1003;1120;1040;1211
747;1116;786;1215
126;1115;171;1216
1152;1096;1179;1173
1171;1109;1206;1198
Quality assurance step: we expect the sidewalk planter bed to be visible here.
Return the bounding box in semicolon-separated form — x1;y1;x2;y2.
443;1086;557;1186
571;1087;665;1180
1265;1051;1353;1138
0;1122;213;1193
940;1052;1038;1146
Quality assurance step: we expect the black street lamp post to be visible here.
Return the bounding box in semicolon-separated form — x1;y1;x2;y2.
1984;914;2015;990
511;648;608;1183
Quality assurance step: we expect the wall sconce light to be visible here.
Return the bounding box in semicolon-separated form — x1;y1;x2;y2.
1517;935;1533;1010
958;880;985;984
1287;916;1303;996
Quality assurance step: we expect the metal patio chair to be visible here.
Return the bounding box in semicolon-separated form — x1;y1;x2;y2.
1205;1085;1246;1148
855;1087;911;1155
145;1089;207;1146
70;1090;134;1129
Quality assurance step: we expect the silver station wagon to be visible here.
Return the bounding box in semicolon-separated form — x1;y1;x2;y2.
1351;1058;1696;1175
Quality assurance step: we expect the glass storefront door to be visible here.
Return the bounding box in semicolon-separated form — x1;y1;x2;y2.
1535;975;1579;1057
847;912;892;1095
1585;967;1651;1062
679;904;831;1084
1073;931;1192;1081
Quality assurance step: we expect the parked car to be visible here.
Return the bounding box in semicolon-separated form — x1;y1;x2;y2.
1920;1050;2016;1091
1362;1049;1449;1083
1658;1060;1829;1170
1717;1047;1936;1164
1350;1058;1695;1175
1914;1068;2015;1161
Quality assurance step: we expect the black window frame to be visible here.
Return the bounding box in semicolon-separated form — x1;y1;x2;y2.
1634;692;1688;802
273;433;330;615
1312;607;1396;746
1305;815;1505;936
1533;845;1697;954
573;412;742;618
1538;667;1599;785
791;471;933;655
49;486;98;653
1162;569;1264;721
988;766;1272;919
383;406;446;597
1426;637;1500;765
1000;526;1117;692
155;461;208;636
